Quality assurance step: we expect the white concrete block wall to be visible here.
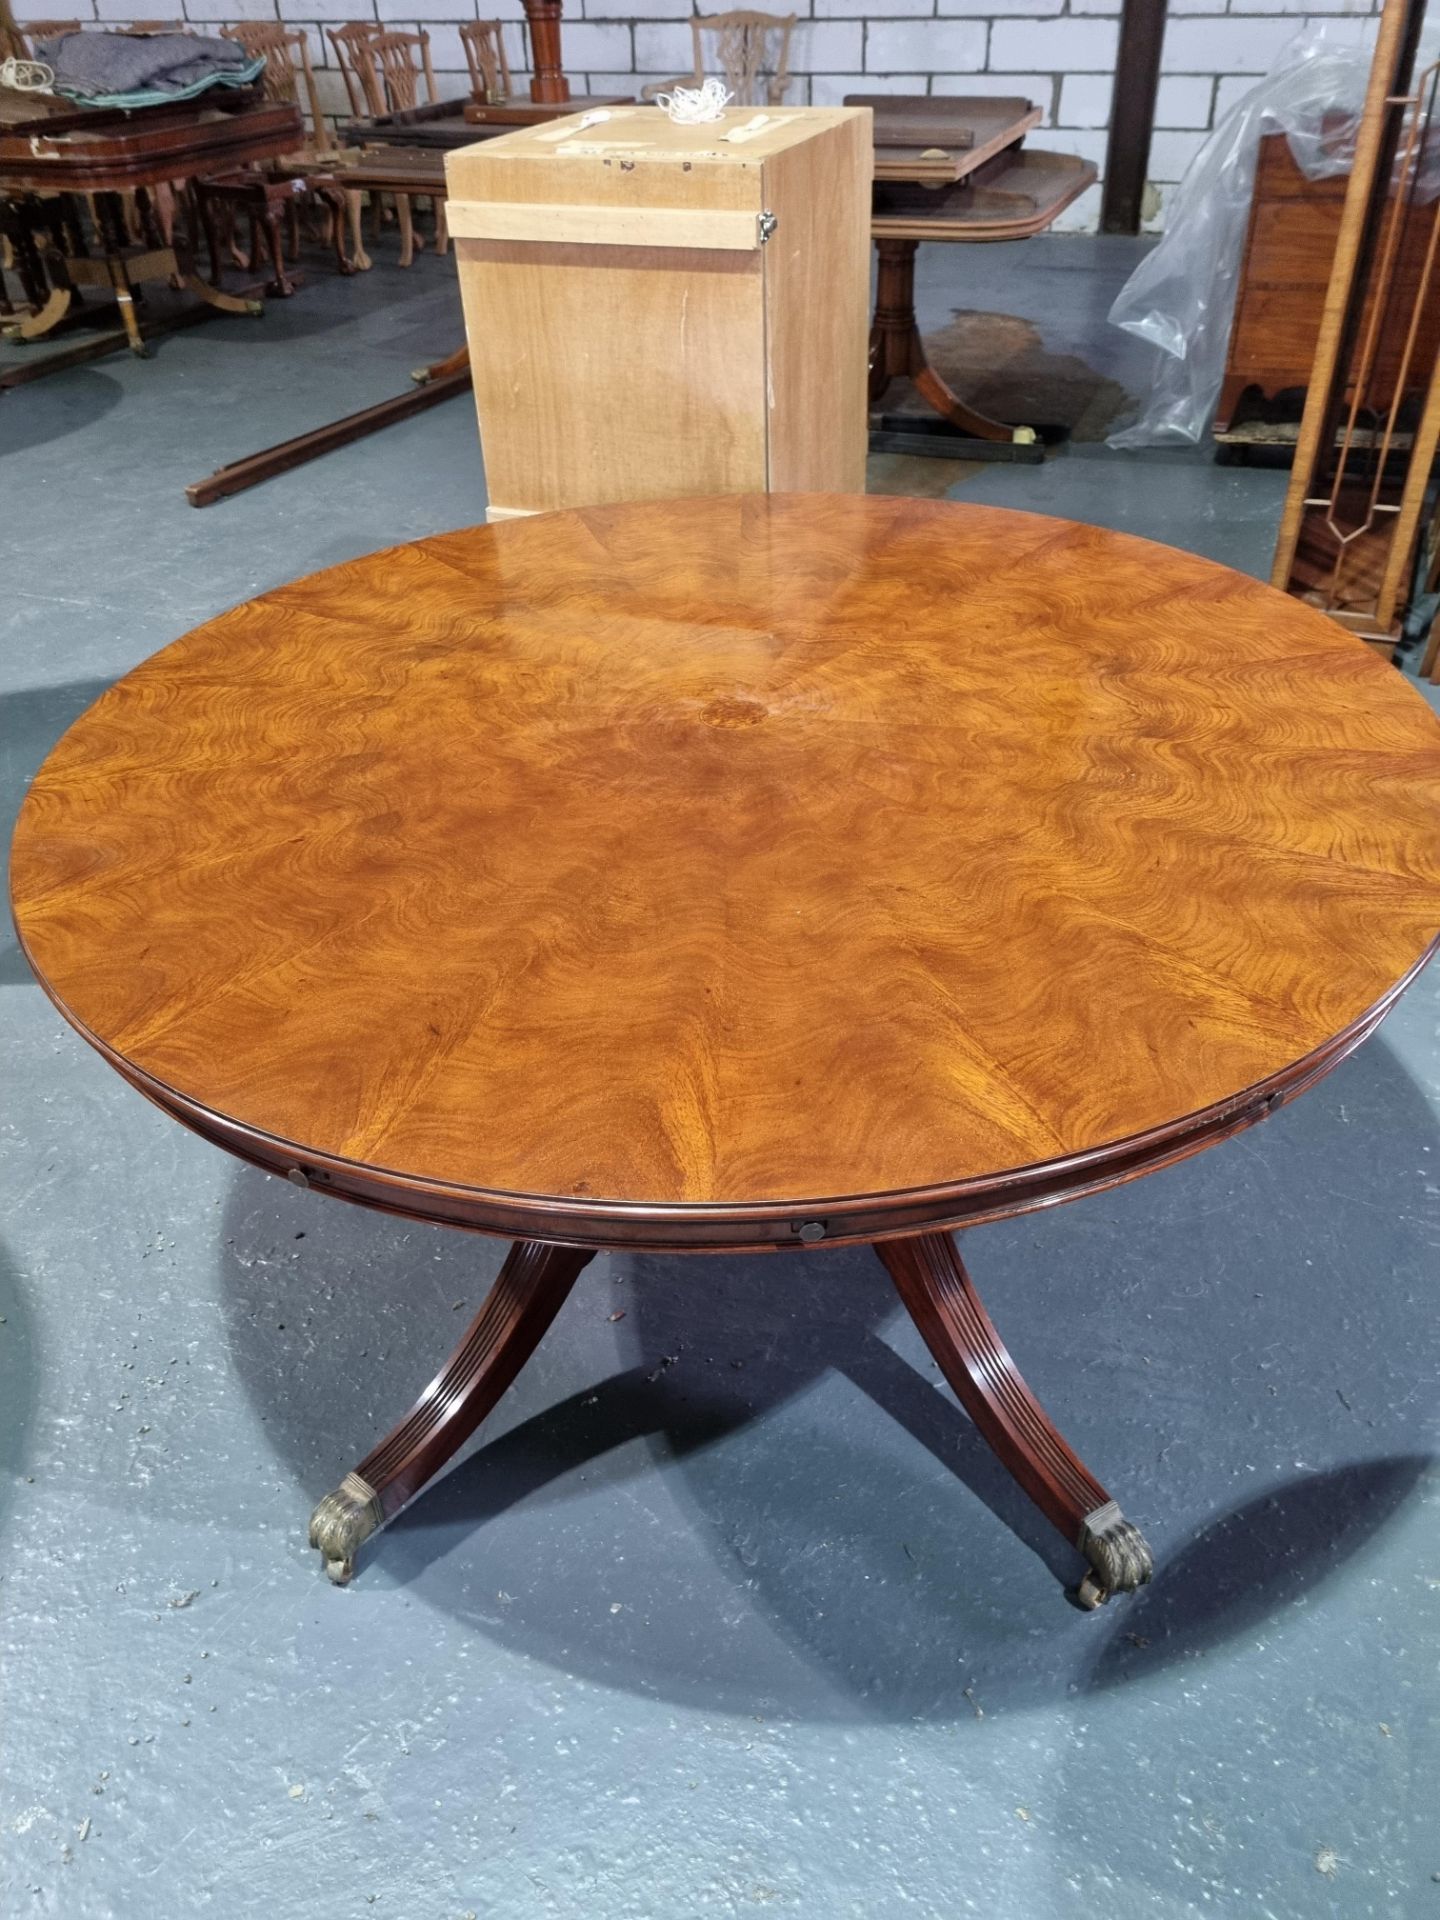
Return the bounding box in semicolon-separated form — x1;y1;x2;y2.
14;0;1384;229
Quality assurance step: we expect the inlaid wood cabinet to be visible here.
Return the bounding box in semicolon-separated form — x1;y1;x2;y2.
445;105;872;521
1216;130;1440;434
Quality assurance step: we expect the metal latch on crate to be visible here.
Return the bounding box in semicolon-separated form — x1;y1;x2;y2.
449;199;779;253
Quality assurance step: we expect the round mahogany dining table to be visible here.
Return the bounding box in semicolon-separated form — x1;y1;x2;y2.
13;494;1440;1605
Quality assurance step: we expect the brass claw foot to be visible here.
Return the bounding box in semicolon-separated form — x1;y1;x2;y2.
309;1471;384;1585
1070;1500;1155;1608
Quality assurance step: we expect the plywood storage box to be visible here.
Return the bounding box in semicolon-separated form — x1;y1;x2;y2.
444;105;872;521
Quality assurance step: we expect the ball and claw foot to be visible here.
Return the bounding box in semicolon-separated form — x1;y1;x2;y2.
1069;1500;1155;1610
309;1472;384;1585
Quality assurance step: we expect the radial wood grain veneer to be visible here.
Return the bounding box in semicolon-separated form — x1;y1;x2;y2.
12;495;1440;1604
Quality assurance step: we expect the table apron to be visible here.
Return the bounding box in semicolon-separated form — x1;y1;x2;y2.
88;984;1402;1254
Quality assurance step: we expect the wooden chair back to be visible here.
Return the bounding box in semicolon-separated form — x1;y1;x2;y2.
459;19;511;104
370;29;437;114
326;22;384;119
691;10;795;107
222;22;330;146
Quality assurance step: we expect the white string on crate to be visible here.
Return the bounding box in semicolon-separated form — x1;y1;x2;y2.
653;77;732;124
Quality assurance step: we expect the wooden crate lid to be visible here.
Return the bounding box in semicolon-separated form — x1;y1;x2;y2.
445;103;870;210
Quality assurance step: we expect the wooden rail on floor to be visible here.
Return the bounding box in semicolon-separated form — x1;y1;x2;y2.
186;349;471;505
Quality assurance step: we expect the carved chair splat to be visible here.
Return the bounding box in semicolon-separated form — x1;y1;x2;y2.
368;28;446;260
642;8;796;109
459;18;512;105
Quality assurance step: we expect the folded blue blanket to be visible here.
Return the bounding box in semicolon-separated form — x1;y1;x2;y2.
37;29;265;109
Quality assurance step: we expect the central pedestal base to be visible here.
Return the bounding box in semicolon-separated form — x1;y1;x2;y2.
309;1230;1154;1606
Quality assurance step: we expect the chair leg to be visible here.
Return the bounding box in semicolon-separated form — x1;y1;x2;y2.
152;180;176;247
260;205;298;298
346;190;372;272
318;186;356;275
198;187;225;289
396;193;419;268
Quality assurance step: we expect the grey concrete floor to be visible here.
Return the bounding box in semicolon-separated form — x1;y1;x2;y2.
3;236;1439;1920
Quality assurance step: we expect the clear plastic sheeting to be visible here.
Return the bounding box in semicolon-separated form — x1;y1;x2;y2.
1107;29;1377;450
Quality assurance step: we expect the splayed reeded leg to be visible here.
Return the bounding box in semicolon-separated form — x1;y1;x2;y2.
874;1231;1153;1607
309;1238;594;1583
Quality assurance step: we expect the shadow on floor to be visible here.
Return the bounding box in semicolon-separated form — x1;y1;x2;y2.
1085;1455;1432;1691
895;308;1134;443
0;1239;38;1539
214;1023;1440;1722
0;366;123;456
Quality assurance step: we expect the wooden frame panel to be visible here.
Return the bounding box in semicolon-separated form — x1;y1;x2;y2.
457;236;767;513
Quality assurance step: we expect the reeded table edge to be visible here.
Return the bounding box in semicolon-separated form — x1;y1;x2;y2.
17;921;1436;1253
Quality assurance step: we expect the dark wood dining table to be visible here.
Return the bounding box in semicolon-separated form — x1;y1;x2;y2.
0;91;302;375
12;494;1440;1609
856;94;1099;456
340;92;633;152
340;95;490;153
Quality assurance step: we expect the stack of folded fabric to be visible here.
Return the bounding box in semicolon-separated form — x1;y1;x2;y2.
36;29;264;109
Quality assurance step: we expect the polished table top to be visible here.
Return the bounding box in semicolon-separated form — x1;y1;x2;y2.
0;93;302;192
13;494;1440;1250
